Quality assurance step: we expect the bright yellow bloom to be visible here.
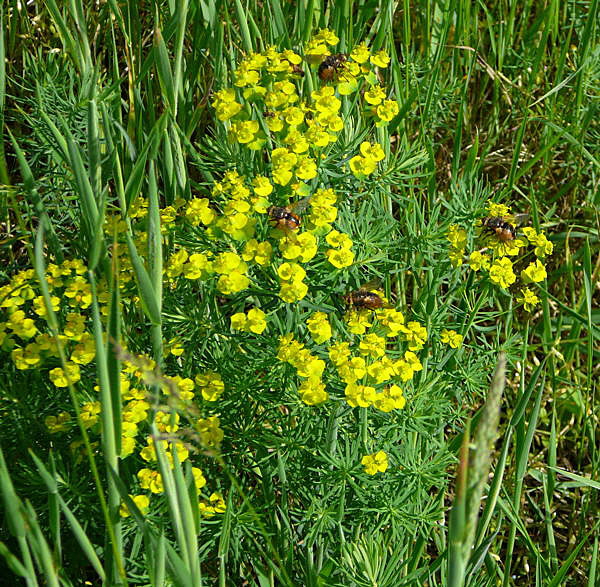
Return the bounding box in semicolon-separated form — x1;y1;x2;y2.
231;307;268;334
349;155;377;177
522;228;554;258
447;224;467;250
137;469;164;494
252;175;273;197
489;257;517;288
345;309;372;335
358;333;386;358
370;50;390;68
328;341;351;366
521;260;547;284
360;141;385;161
49;362;81;387
345;383;376;408
242;239;273;265
441;329;463;349
195;371;225;401
199;492;226;518
326;247;355;268
469;251;491;271
306;312;332;344
486;201;510;217
80;401;101;428
517;288;540;311
186;198;215;226
196;416;224;448
298;377;329;405
376;100;399;122
361;450;388;475
325;230;353;249
337;356;367;384
350;42;370;63
364;85;386;105
399;321;428;351
376;308;405;337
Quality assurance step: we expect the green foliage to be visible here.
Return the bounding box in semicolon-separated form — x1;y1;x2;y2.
0;1;598;586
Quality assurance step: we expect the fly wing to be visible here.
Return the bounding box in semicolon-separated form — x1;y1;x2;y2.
512;213;530;227
289;196;311;214
358;278;383;292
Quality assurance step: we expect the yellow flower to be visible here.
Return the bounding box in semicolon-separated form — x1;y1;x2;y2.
217;271;250;295
345;383;376;408
399;321;428;351
197;416;224;448
326;248;355;268
195;371;225;401
516;288;540;312
328;341;351;366
279;280;308;303
350;42;370;63
376;308;405;337
364;85;386;105
120;495;150;518
137;469;164;494
468;251;491;271
370;50;390;68
361;450;388;475
349;155;377;177
231;308;268;334
298;377;329;405
447;224;467;250
230;120;260;144
337;357;367;384
80;401;101;428
486;201;510;217
345;309;372;335
522;228;554;258
358;333;386;358
489;257;516;289
315;28;339;46
306;312;332;344
49;363;81;387
252;176;273;197
449;248;465;268
521;260;547;284
375;100;399;122
360;141;385;162
401;351;423;376
186;198;215;226
243;239;273;265
45;412;71;433
440;329;463;349
325;230;353;249
199;492;226;518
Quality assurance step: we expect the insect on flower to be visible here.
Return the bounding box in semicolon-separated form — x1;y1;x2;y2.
343;280;389;310
318;53;348;81
481;214;529;242
267;197;311;231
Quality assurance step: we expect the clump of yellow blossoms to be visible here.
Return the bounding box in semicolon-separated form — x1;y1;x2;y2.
361;450;389;475
447;201;553;314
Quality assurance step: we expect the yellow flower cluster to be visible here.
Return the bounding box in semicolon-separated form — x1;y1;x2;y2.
277;334;329;405
325;229;355;268
349;141;385;178
361;450;389;475
306;312;332;344
277;262;309;303
447;201;553;313
231;307;268;334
